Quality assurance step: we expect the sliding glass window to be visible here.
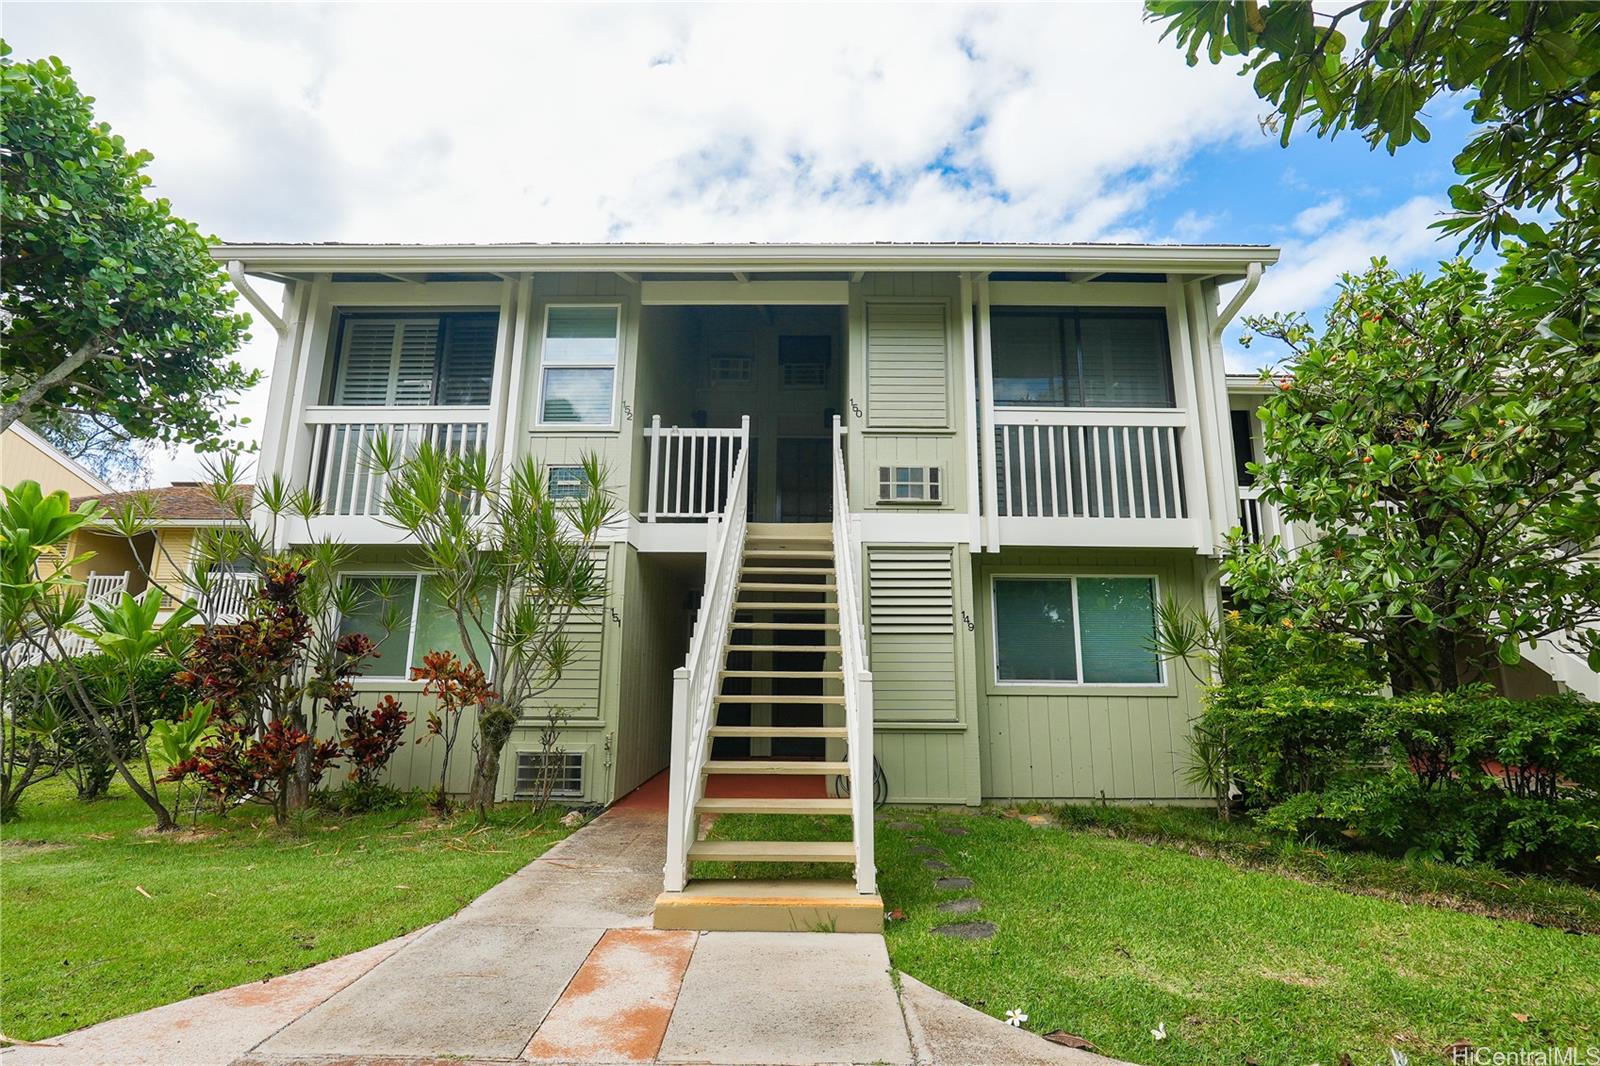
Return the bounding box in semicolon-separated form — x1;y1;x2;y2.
990;308;1174;408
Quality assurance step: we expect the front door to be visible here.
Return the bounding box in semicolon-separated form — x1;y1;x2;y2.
776;438;831;523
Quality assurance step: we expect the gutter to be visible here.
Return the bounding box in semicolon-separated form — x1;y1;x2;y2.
228;260;286;334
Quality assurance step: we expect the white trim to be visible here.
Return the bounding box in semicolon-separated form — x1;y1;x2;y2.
989;572;1167;689
640;280;849;306
533;302;623;431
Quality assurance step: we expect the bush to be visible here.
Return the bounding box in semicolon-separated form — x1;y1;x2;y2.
8;654;188;800
1238;688;1600;878
315;780;410;814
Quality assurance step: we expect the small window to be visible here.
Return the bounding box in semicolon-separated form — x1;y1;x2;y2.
782;361;827;388
992;575;1161;685
778;335;830;390
548;465;589;500
515;751;584;798
708;356;753;388
539;306;620;426
877;465;942;503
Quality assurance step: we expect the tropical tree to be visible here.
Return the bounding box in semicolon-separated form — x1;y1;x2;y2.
0;44;255;444
373;443;618;817
1229;259;1600;690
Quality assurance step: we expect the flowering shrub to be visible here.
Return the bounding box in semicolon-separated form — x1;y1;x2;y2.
411;649;498;811
341;694;411;788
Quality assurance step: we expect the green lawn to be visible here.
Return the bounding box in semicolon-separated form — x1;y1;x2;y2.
704;809;1600;1065
0;776;575;1042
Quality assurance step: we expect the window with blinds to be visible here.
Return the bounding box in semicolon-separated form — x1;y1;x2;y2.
330;313;498;406
538;305;620;426
991;308;1174;409
992;574;1162;685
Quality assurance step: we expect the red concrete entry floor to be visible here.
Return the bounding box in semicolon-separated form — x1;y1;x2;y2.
613;767;828;812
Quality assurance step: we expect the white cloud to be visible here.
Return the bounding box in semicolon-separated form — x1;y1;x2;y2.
1291;196;1345;235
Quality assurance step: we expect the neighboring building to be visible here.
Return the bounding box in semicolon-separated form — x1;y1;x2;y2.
65;483;256;620
1;423;112;499
219;240;1286;914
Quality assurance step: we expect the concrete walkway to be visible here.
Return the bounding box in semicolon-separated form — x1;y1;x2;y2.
8;779;1122;1066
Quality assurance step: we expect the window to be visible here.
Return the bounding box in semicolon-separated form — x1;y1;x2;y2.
548;465;589;500
990;309;1173;409
538;306;620;426
331;313;497;406
337;574;487;679
708;356;753;388
992;575;1161;685
878;465;942;503
778;335;830;389
514;751;584;798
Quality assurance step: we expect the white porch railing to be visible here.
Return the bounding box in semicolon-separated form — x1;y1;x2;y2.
85;571;130;605
1238;485;1268;544
663;431;753;892
993;409;1188;520
196;570;258;621
832;416;876;895
644;416;749;522
304;406;491;517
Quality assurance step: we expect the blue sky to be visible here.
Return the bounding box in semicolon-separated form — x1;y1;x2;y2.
5;2;1481;480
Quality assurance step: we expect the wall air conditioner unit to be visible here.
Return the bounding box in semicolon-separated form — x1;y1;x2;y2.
878;465;942;504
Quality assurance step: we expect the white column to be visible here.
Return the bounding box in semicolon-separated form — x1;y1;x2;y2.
663;666;691;893
499;275;536;469
1165;279;1214;552
958;272;983;550
975;274;1000;552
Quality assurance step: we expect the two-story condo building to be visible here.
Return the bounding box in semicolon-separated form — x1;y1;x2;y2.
218;241;1280;923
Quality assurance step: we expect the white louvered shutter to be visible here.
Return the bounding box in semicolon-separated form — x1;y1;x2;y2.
867;547;959;722
334;321;399;405
866;303;950;429
393;320;441;405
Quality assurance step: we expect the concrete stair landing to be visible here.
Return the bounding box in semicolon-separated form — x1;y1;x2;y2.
654;879;884;933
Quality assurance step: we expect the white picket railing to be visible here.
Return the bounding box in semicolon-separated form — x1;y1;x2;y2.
85;571;130;605
663;433;753;892
1238;485;1268;544
304;406;491;517
644;417;749;522
197;570;258;621
831;416;876;895
993;409;1188;520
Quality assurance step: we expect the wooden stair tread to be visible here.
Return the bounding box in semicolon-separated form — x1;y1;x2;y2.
688;840;855;863
728;644;842;652
739;582;838;591
734;602;839;610
742;551;834;561
714;694;846;704
720;669;843;678
742;566;835;575
709;725;848;738
694;797;853;814
729;622;839;630
704;759;849;774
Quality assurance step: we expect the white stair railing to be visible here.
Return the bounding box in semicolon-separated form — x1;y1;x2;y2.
644;417;750;521
663;432;752;892
831;416;876;895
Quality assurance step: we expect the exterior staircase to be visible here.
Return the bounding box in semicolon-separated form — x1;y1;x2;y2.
655;422;879;933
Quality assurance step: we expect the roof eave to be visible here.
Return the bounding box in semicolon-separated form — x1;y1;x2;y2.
211;242;1280;279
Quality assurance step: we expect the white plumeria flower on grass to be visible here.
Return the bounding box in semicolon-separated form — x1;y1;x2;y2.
1005;1009;1028;1027
1150;1022;1167;1041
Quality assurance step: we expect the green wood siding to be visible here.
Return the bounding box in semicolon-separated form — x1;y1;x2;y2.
865;302;951;429
974;548;1207;802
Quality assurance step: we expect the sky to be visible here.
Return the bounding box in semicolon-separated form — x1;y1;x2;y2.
5;2;1478;486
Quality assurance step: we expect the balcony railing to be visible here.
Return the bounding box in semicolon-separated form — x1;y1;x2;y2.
304;406;490;517
993;409;1188;521
643;416;749;522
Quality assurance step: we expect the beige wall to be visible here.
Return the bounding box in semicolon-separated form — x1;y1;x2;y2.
0;427;107;497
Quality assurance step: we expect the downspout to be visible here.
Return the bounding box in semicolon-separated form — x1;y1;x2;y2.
1210;261;1262;344
228;260;287;334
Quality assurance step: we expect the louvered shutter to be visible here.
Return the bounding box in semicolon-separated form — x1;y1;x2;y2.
393;320;441;405
528;550;608;719
335;321;400;405
866;303;950;428
438;315;497;405
867;547;958;722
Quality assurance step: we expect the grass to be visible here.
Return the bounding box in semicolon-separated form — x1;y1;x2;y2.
703;808;1600;1065
0;775;577;1042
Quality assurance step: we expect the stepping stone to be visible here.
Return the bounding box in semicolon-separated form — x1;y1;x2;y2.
921;859;952;871
934;876;973;891
931;920;997;940
939;825;969;836
937;898;983;915
909;844;941;856
888;820;919;831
